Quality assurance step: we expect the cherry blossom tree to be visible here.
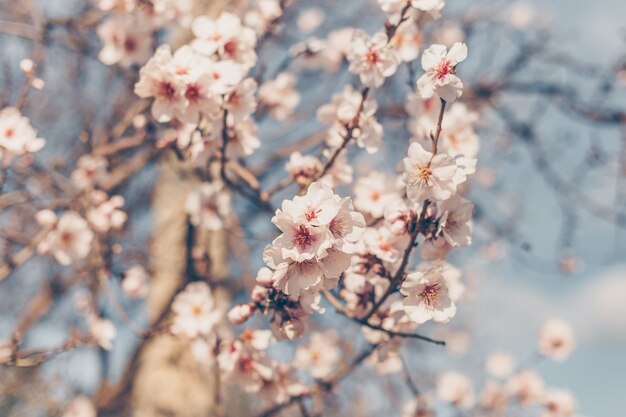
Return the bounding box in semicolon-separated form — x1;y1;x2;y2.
0;1;624;417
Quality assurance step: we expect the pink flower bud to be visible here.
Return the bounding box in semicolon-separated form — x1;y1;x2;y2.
228;304;254;325
251;285;268;302
256;267;274;288
390;219;406;235
35;209;57;227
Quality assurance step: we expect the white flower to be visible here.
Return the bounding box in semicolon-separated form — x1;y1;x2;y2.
122;265;150;298
437;371;475;409
225;77;258;122
400;262;457;324
480;383;509;412
185;182;231;231
437;195;473;247
258;72;300;120
538;318;575;362
244;0;283;35
191;12;258;69
542;390;576;417
208;117;261;159
44;212;94;265
258;363;306;405
264;182;362;300
0;107;45;155
264;247;325;299
328;196;366;251
364;226;411;265
276;181;340;227
294;331;341;380
485;351;515;378
71;155;108;190
228;304;254;325
354;171;403;219
417;42;468;102
403;142;473;202
134;45;186;123
347;30;400;88
217;330;274;392
63;396;96;417
171;282;222;338
389;22;422;63
87;191;127;233
410;102;480;158
508;370;545;407
402;396;435;417
88;316;117;350
285;151;322;185
97;15;152;67
379;0;445;15
318;85;383;153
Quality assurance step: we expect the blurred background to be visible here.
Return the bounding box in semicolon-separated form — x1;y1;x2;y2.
0;0;625;416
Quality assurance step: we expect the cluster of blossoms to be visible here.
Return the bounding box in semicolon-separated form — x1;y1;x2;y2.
0;0;590;415
96;0;193;67
134;10;299;168
230;182;366;339
399;318;578;417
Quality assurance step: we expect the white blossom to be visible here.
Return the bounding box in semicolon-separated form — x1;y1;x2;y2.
417;42;468;102
0;107;45;157
43;211;94;265
347;30;400;88
171;282;222;338
400;262;458;324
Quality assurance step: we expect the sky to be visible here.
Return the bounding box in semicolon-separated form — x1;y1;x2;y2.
1;0;625;416
466;2;626;416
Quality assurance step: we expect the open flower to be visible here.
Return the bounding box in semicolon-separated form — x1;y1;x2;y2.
538;318;575;361
43;212;94;265
259;72;300;120
134;45;186;122
171;282;222;338
542;390;576;417
400;262;457;324
191;12;258;69
403;142;469;202
507;370;545;407
437;371;475;409
185;182;231;231
294;331;342;380
0;107;45;156
347;30;400;87
97;15;152;67
122;265;150;299
417;42;467;102
379;0;445;15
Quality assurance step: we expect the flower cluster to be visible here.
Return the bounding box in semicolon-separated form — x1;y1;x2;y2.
96;0;192;67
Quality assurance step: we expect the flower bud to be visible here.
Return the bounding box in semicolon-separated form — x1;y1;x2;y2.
228;304;254;325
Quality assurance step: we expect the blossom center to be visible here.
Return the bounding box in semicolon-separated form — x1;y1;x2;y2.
365;49;381;66
124;37;137;52
185;84;202;102
433;60;453;80
294;225;315;249
159;81;177;100
191;304;203;316
420;283;440;307
223;40;237;56
304;206;321;222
